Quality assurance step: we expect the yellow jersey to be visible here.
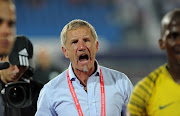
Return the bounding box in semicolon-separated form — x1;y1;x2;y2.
127;64;180;116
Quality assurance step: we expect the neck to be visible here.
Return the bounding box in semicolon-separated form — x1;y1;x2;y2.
72;62;97;87
73;67;94;87
167;63;180;84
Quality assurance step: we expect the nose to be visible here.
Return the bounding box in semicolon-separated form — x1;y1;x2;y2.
78;41;86;51
13;65;20;73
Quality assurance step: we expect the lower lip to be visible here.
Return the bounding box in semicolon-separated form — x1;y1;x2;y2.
79;59;89;65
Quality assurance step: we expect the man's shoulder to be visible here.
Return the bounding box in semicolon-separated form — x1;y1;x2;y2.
127;65;163;115
100;66;132;87
142;64;167;84
100;66;123;74
132;64;166;99
100;66;128;79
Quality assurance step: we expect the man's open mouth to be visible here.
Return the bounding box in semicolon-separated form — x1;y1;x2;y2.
79;54;89;61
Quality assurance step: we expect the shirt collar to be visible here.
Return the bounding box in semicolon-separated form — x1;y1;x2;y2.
68;60;100;81
68;63;76;81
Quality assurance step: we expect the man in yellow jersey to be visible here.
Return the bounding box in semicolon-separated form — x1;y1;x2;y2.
127;8;180;116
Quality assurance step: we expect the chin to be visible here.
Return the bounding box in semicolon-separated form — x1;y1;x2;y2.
82;67;88;72
77;65;89;72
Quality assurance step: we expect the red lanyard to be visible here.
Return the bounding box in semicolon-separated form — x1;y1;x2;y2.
67;67;105;116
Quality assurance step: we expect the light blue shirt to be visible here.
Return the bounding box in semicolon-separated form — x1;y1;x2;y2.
35;62;133;116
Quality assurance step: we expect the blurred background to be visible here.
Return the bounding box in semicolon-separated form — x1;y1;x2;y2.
14;0;180;85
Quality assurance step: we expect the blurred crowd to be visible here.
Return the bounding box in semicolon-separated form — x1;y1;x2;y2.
13;0;180;84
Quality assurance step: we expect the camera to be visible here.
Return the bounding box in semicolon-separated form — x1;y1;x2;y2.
1;81;32;108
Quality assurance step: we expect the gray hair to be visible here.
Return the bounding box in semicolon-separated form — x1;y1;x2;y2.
60;19;98;47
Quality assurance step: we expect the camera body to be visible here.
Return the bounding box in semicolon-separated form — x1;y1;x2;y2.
1;81;32;108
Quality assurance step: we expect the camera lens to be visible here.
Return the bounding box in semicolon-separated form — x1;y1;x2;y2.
4;81;32;108
8;86;26;105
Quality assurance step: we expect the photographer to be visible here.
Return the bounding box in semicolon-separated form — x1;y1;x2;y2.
0;35;43;116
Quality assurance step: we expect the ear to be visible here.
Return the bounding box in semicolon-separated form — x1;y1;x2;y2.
62;46;69;58
159;38;165;50
95;41;99;53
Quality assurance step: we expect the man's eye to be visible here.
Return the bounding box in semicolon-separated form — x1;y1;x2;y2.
0;18;3;25
170;32;180;39
72;40;78;44
8;20;16;28
84;39;89;42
